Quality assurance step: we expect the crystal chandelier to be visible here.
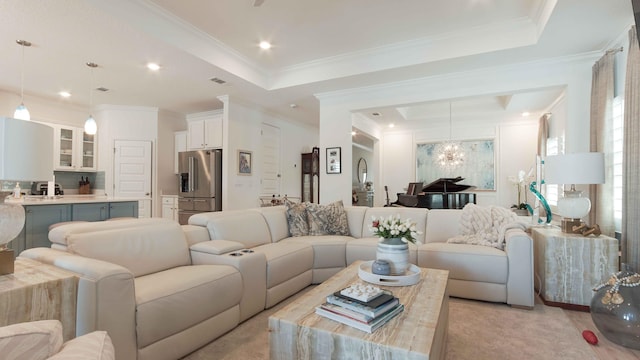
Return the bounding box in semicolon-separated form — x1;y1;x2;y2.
434;102;464;171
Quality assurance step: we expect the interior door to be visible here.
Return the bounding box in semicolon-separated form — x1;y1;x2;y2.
114;140;152;216
261;123;281;196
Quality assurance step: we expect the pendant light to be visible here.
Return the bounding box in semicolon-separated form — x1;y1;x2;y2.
14;40;32;121
434;102;464;172
84;62;98;135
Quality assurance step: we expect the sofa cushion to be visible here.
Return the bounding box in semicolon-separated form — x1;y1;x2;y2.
284;201;309;237
0;320;63;360
283;235;349;268
134;265;242;348
65;221;191;277
306;200;350;236
424;209;462;243
49;218;171;247
259;206;290;242
344;206;367;238
418;242;507;283
205;210;272;248
49;330;115;360
252;242;313;288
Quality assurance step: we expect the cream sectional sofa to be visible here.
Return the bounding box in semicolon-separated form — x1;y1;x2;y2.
20;218;243;360
19;205;534;360
185;205;534;314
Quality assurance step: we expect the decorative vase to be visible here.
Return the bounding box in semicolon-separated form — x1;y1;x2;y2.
376;237;409;275
590;270;640;350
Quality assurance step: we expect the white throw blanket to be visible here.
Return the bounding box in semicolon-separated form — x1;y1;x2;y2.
447;204;526;250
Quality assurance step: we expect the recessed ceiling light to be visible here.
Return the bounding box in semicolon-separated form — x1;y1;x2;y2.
351;131;356;136
290;103;298;109
146;62;161;71
259;41;272;50
59;91;71;98
388;123;395;128
522;111;530;117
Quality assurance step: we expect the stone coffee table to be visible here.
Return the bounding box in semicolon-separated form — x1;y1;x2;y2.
269;261;449;359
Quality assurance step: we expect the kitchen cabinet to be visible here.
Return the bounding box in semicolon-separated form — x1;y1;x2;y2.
109;201;139;219
187;110;223;150
174;131;187;174
8;201;140;256
161;196;179;222
72;202;109;221
53;125;97;171
9;204;72;254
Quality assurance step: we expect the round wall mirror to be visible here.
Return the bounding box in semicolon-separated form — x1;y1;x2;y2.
357;158;368;183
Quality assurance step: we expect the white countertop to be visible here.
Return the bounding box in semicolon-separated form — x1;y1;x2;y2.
5;195;144;206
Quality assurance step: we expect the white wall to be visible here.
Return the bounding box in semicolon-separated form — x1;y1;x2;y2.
316;53;599;208
219;96;318;210
94;105;158;215
157;109;186;199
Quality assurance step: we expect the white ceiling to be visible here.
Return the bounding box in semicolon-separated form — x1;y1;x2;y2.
0;0;634;127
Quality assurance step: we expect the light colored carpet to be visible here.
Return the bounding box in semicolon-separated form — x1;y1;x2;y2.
182;286;597;360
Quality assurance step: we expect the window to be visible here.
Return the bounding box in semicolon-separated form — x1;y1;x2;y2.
613;96;624;231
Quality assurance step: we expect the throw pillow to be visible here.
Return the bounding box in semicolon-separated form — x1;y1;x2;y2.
284;200;309;237
306;200;350;236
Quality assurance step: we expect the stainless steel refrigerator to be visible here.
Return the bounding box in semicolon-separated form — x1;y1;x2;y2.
178;149;222;225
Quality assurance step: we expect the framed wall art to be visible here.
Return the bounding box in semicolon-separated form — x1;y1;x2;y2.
416;139;496;190
326;147;342;174
238;150;252;175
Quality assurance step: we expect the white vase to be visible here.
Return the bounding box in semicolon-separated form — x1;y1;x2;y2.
376;237;409;275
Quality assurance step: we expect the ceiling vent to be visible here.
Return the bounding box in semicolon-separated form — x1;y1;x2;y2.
96;87;109;92
209;77;227;85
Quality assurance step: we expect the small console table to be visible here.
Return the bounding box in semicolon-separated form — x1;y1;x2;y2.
531;226;619;310
0;258;78;340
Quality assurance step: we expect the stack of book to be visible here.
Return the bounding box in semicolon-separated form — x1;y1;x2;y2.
315;283;403;333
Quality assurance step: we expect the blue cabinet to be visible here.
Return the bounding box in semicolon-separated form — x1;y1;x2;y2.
72;202;109;221
9;201;139;255
109;201;138;219
24;204;72;250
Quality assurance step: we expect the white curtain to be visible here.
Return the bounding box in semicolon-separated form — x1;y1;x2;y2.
588;52;615;236
622;26;640;270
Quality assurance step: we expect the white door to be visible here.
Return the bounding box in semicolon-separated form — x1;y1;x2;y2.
114;140;152;217
261;124;281;196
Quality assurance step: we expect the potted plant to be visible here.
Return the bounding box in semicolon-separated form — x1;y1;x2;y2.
508;169;534;216
370;215;422;275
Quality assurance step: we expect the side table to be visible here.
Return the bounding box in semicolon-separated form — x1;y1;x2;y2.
0;257;78;340
531;226;619;310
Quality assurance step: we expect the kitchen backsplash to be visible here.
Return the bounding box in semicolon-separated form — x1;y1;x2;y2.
0;171;105;194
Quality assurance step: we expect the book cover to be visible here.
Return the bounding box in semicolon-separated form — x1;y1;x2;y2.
326;294;399;318
315;303;404;333
333;288;394;308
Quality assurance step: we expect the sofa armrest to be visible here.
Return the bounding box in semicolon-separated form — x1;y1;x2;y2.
181;224;211;246
51;330;115;360
504;229;535;308
190;240;246;255
19;248;137;360
191;243;267;321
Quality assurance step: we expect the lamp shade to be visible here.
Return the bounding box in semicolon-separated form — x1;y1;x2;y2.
544;152;605;185
0;117;54;181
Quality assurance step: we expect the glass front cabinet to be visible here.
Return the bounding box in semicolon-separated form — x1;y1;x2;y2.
54;125;96;171
301;147;319;203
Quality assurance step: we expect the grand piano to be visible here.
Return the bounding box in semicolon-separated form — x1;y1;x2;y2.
391;177;476;209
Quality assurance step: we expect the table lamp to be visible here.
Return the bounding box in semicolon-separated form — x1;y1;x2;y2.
544;152;605;233
0;117;53;274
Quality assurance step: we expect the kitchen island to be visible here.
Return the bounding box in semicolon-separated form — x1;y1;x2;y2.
7;196;140;255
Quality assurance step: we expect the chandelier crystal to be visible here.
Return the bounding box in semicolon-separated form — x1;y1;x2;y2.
434;102;464;171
